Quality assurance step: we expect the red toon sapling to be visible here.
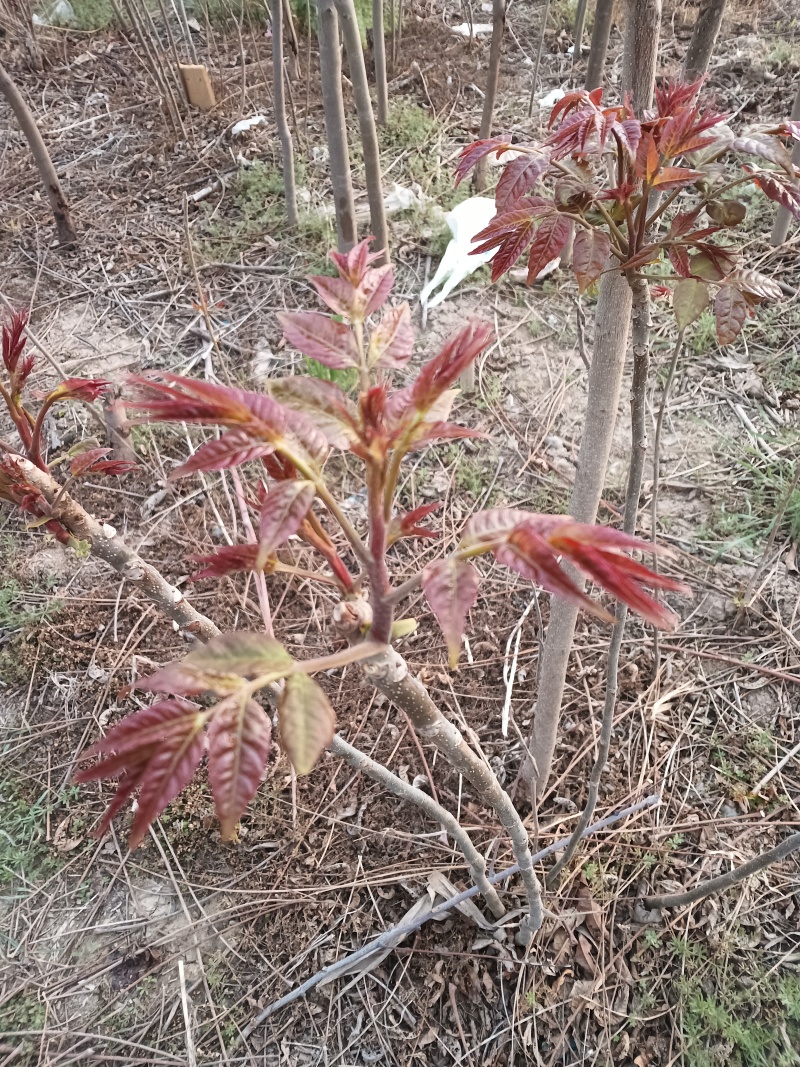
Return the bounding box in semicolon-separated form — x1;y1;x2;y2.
0;244;688;928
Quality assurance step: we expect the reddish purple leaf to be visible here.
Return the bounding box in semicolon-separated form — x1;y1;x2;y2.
495;152;552;212
190;544;261;580
363;265;395;317
527;214;572;283
729;268;782;303
410;321;494;412
573;228;611;292
207;695;272;840
258;480;315;557
732;133;794;175
472;206;539;282
387;501;442;545
368;302;414;369
651;166;705;190
269;377;359;450
277;311;360;370
454;136;513;186
669;245;692;278
307;274;357;318
75;697;207;848
422;557;480;668
715;285;749;344
70;446;137;477
750;170;800;219
173;430;274;478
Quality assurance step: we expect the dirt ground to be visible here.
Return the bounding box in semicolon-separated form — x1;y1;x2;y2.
1;0;799;1064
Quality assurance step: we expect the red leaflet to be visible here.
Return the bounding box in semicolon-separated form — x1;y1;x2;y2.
422;557;480;668
190;544;261;580
472;206;541;282
527;215;572;284
49;378;111;404
329;239;383;286
0;456;71;544
669;208;703;238
258;480;315;558
277;311;360;370
548;87;603;128
635;130;660;182
367;302;414;368
2;309;34;396
658;107;724;159
173;431;274;478
75;697;207;847
651;166;705;189
462;512;689;628
410;321;494;412
573;228;611;292
495;524;610;620
750;170;800;219
454;136;513;186
269;377;359;450
307;274;358;319
654;77;704;117
70;447;137;477
714;284;749;344
495;153;552;212
669;245;692;278
207;695;272;840
619;244;662;271
387;501;442;545
363;265;395;318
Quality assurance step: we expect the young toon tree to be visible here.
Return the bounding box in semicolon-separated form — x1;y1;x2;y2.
1;250;686;939
455;82;800;818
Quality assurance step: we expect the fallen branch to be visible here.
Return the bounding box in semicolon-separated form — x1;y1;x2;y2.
238;794;660;1040
644;832;800;910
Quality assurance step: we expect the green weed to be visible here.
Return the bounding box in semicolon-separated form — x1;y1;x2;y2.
70;0;117;29
303;358;358;392
0;779;61;889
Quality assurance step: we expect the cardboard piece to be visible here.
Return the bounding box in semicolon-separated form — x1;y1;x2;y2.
178;64;216;110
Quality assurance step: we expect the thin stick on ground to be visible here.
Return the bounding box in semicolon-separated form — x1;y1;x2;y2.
237;794;660;1039
546;273;652;887
643;832;800;910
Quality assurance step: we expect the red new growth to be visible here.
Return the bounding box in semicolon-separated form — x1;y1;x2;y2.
457;80;799;343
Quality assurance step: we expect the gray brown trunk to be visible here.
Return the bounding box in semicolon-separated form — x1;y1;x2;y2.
335;0;390;261
316;0;358;250
521;0;661;800
0;61;78;247
472;0;506;192
273;0;299;225
584;0;615;90
682;0;726;81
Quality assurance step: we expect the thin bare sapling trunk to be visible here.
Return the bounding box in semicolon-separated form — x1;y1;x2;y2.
472;0;506;192
335;0;390;262
526;0;550;117
272;0;299;225
317;0;358;250
372;0;389;124
0;61;78;247
572;0;588;64
584;0;615;90
547;274;651;885
282;0;301;81
771;82;800;246
521;0;662;801
682;0;726;81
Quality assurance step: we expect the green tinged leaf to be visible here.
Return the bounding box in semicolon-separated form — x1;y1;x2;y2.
278;673;336;775
673;278;709;330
